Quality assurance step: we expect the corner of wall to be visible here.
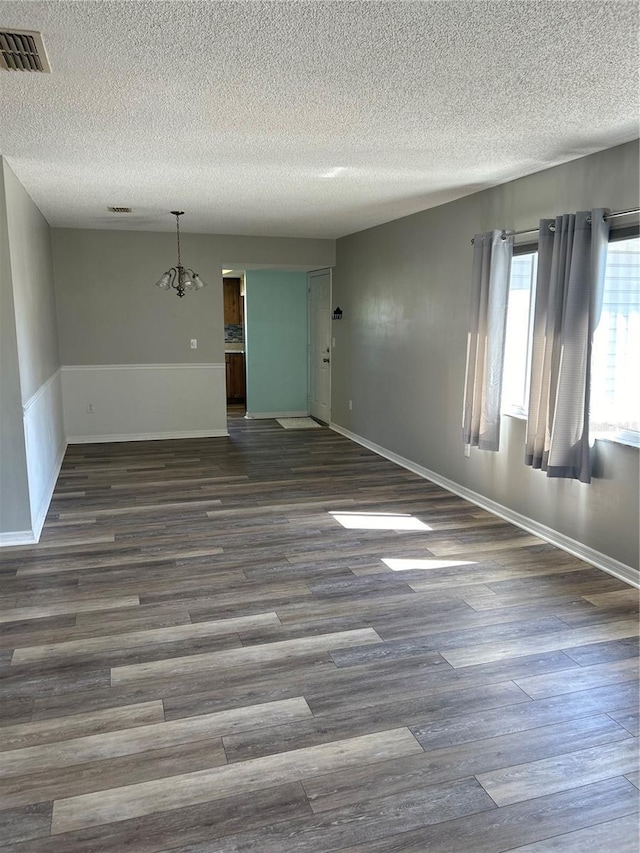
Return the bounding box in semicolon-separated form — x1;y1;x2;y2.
0;157;32;539
1;161;64;545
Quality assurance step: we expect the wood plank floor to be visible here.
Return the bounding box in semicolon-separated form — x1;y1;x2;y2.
0;411;638;851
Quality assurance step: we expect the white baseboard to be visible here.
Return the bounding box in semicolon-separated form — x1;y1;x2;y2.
0;530;37;547
67;429;228;444
32;440;67;542
330;422;639;589
245;411;310;420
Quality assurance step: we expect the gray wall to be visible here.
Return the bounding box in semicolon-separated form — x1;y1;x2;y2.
52;229;335;366
3;161;60;401
333;140;640;572
52;229;224;366
0;160;31;534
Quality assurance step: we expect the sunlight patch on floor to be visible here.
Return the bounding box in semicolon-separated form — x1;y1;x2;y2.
329;512;431;531
382;557;476;571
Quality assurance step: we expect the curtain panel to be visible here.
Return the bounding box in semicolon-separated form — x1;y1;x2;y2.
525;209;609;483
462;229;513;451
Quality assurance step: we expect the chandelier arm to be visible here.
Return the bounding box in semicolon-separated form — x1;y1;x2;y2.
168;267;178;291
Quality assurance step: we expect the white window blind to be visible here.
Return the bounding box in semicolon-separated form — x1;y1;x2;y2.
502;252;536;415
591;236;640;441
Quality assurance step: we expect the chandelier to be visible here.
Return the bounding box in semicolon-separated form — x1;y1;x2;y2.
155;211;207;298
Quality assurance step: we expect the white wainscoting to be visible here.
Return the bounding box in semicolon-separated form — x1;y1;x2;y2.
22;369;66;540
62;364;228;443
331;422;639;589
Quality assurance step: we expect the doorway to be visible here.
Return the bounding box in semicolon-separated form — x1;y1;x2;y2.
222;271;246;417
308;268;332;423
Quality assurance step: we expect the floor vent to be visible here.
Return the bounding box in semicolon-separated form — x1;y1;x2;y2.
107;207;132;214
0;30;51;72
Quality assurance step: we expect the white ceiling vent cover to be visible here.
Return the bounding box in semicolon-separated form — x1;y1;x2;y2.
107;206;132;213
0;30;51;72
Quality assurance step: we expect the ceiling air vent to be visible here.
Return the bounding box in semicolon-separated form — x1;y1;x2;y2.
107;207;132;213
0;30;51;72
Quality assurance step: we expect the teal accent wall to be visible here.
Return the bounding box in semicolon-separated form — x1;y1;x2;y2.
245;270;308;415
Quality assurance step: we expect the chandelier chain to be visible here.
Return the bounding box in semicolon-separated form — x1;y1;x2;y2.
175;212;182;269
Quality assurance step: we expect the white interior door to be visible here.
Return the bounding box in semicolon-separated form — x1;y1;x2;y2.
308;269;331;423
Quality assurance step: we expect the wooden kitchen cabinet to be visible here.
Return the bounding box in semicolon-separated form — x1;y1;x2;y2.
223;278;243;325
225;352;245;402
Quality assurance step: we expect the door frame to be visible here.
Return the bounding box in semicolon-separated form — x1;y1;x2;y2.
307;267;332;424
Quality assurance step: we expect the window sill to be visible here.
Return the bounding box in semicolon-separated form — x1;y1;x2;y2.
502;412;639;450
592;431;640;450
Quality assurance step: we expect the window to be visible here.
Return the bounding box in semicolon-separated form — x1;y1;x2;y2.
502;251;536;415
591;235;640;441
501;233;640;445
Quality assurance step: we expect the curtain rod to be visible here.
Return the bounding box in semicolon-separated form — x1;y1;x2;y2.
471;206;640;245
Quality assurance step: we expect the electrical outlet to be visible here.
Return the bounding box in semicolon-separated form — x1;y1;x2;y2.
348;400;353;411
87;403;95;414
190;339;198;349
464;443;471;458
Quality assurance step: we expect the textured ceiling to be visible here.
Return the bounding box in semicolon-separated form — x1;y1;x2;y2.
0;1;638;238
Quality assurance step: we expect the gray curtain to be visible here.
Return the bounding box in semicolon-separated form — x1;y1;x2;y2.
525;209;609;483
462;229;513;451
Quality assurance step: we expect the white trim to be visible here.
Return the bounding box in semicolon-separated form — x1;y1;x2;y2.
0;530;37;547
62;363;225;372
31;440;67;541
307;268;332;425
245;411;309;420
22;368;61;413
330;422;639;589
504;411;640;451
67;429;228;444
593;430;640;450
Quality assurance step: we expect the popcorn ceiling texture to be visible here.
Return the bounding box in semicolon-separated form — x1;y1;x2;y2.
0;1;637;238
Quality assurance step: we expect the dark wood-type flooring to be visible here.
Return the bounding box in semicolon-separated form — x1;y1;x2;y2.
1;412;638;851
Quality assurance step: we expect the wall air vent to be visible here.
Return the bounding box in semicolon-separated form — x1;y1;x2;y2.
0;30;51;72
108;207;132;213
